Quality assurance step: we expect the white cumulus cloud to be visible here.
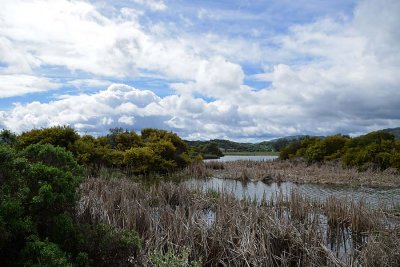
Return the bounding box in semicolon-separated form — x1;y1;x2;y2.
0;75;60;98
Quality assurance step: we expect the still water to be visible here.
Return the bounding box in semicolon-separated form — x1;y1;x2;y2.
184;178;400;207
205;155;278;162
190;156;400;207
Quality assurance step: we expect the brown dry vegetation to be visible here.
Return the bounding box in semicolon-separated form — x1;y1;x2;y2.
78;178;400;266
188;160;400;187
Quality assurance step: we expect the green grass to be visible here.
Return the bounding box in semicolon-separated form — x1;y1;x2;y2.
223;151;279;156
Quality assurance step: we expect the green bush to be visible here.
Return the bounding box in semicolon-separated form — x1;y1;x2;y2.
201;142;224;158
0;129;18;147
78;224;142;267
149;247;202;267
17;126;79;150
124;146;156;174
279;131;399;171
107;128;143;150
23;143;83;176
303;135;349;163
0;144;82;265
19;236;72;267
279;137;319;160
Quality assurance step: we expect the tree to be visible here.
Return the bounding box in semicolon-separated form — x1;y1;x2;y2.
201;142;223;158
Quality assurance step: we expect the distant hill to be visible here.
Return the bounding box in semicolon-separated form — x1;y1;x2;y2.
186;127;399;155
381;127;400;140
185;135;313;153
185;139;259;152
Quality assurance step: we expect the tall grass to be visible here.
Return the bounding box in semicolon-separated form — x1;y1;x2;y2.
187;160;400;187
77;178;400;266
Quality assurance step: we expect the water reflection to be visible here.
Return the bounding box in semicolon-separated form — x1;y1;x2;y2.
184;178;400;207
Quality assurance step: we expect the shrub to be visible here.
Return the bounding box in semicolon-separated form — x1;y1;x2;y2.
107;128;143;150
149;247;202;267
0;129;18;147
17;126;79;150
23;143;83;176
0;144;83;265
280;131;400;171
1;142;145;266
78;224;142;267
19;235;72;267
201;142;223;158
124;146;156;174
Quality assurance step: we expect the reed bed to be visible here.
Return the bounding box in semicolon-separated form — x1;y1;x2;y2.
77;178;400;266
188;160;400;187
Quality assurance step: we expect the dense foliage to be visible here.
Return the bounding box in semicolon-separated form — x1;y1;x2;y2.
199;141;224;158
0;126;197;266
0;142;143;266
279;131;400;171
4;126;193;175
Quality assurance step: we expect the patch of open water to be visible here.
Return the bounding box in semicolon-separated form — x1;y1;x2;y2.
184;178;400;207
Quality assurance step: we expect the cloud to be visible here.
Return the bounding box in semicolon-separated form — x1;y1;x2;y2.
171;56;246;98
0;0;175;78
0;75;60;98
0;0;399;141
0;0;252;83
68;79;112;90
0;37;40;73
131;0;167;11
243;0;400;136
1;84;251;139
2;84;168;134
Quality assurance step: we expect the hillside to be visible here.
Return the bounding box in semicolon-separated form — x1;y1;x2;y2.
382;127;400;140
186;127;400;156
185;135;310;153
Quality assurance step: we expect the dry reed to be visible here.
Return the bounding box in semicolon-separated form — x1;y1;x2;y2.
187;160;400;187
77;178;400;266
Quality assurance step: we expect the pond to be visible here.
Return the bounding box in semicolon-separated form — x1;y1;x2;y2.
205;155;278;162
199;155;400;207
184;177;400;207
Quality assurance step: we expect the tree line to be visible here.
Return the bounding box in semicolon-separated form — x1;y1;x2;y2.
279;131;400;171
1;126;197;175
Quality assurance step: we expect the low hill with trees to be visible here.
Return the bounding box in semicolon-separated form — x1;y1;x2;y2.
185;135;319;158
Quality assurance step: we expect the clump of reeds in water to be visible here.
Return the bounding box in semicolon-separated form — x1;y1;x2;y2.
186;159;400;187
77;178;400;266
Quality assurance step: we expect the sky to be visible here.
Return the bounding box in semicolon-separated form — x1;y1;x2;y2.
0;0;399;141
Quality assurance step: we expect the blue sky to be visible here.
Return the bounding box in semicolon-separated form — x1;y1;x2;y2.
0;0;399;141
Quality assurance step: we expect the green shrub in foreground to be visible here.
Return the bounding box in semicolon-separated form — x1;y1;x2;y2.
150;247;202;267
0;143;143;266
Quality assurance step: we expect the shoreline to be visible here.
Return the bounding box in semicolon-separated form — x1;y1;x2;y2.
222;151;279;156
